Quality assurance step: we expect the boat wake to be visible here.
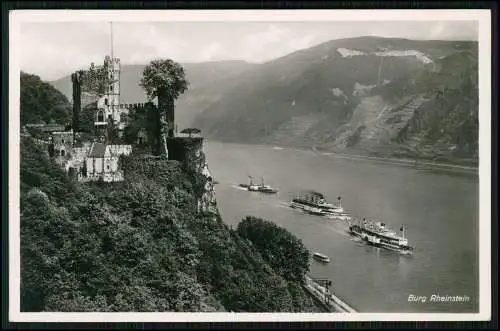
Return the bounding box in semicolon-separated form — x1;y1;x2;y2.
321;223;352;238
276;201;292;209
232;184;250;191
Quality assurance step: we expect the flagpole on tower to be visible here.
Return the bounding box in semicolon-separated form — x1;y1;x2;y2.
110;21;114;59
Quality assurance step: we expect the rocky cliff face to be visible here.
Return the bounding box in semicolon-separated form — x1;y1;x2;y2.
166;137;218;215
196;152;218;215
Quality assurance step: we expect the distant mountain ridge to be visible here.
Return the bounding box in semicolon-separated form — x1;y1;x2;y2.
189;37;478;165
49;37;479;165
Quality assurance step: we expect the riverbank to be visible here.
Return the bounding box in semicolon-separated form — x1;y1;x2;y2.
203;139;478;172
303;276;357;313
311;146;478;173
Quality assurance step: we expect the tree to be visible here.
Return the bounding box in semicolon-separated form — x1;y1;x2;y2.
20;72;72;125
236;216;310;283
140;59;189;155
123;102;160;153
80;103;97;133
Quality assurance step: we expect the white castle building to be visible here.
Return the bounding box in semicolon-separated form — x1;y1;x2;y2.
94;55;130;136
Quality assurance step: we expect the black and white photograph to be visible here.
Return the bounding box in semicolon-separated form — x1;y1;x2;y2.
8;9;492;322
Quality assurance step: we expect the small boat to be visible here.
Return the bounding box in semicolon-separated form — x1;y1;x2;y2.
349;218;415;255
312;252;331;263
239;176;278;194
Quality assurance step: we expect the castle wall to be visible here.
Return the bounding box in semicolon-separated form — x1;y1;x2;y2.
107;144;132;156
103;170;124;182
167;137;204;170
73;144;92;160
52;131;74;145
87;157;104;174
103;156;119;173
51;131;74;158
86;157;94;174
83;144;127;182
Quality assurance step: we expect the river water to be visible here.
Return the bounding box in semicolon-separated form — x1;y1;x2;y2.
203;141;479;313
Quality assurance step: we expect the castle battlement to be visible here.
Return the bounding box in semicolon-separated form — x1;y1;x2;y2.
116;102;149;110
104;56;120;63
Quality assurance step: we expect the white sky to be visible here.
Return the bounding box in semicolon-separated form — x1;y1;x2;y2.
19;20;478;81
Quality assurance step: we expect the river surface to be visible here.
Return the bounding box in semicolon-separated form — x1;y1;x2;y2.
203;141;479;313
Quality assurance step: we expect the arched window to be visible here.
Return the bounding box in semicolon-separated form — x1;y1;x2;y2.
60;149;65;157
97;110;104;122
61;138;65;144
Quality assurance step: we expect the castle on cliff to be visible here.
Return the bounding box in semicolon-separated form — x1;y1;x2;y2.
93;55;132;139
26;23;212;189
42;51;135;183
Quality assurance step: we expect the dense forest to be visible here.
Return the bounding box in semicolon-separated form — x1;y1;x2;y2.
20;70;321;312
20;134;319;312
20;72;72;125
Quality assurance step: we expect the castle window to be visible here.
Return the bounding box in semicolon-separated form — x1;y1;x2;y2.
61;138;64;144
97;110;104;122
105;98;108;106
60;149;65;157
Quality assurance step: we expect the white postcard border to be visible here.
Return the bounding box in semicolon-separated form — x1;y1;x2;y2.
8;9;492;322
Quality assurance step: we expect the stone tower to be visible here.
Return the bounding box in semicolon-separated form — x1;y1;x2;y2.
95;56;120;124
93;23;130;141
105;55;120;119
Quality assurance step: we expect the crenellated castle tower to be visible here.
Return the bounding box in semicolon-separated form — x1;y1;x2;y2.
94;56;127;134
94;23;131;140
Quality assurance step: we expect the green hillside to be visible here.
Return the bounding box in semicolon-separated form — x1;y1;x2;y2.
20;136;320;312
20;72;72;125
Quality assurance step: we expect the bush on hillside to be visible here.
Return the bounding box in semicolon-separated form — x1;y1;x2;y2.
20;137;320;312
21;72;72;125
236;216;310;283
